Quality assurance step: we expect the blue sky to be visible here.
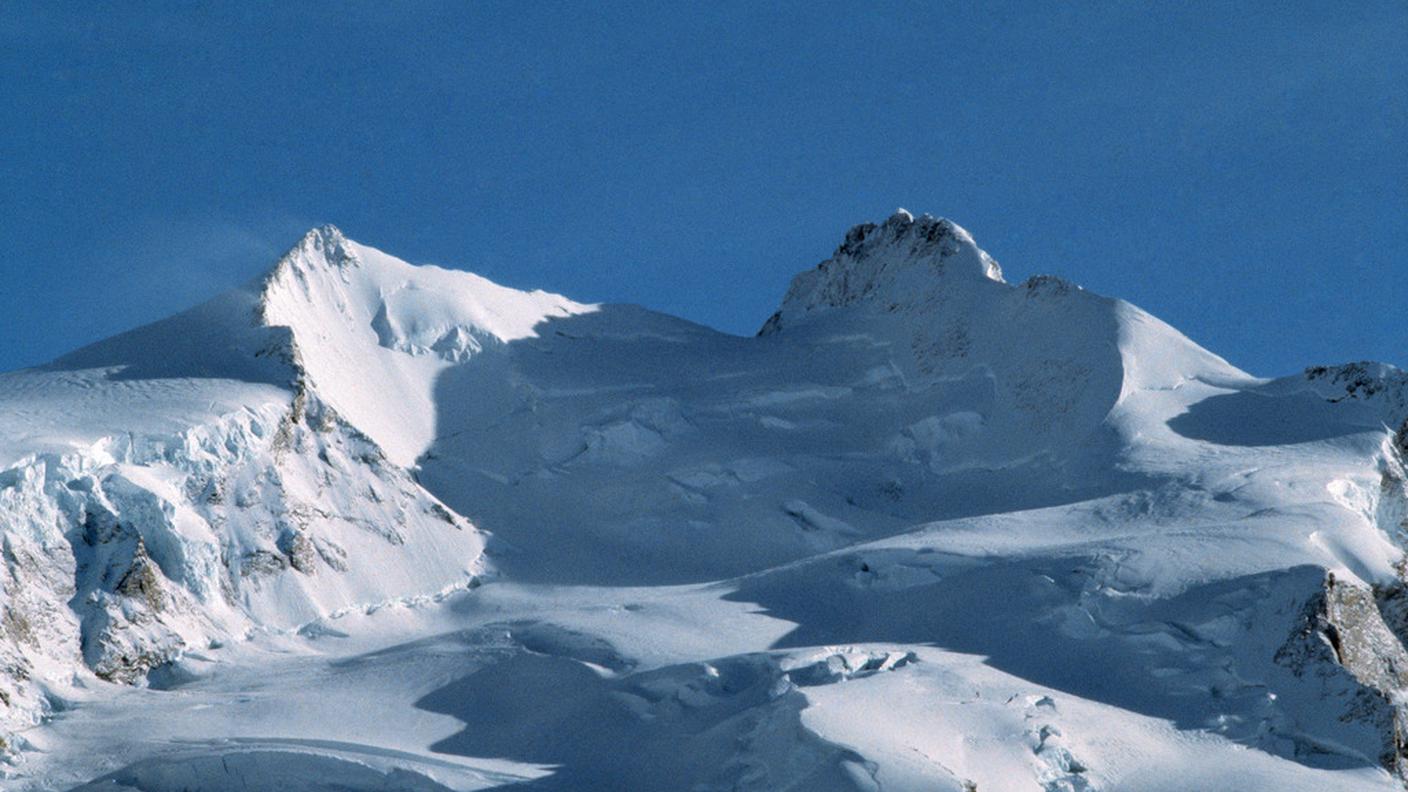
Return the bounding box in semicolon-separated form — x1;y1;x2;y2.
2;2;1404;376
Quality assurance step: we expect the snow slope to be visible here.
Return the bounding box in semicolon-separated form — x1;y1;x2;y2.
3;213;1407;790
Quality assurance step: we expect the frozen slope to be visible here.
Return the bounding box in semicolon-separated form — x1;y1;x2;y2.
257;227;592;466
0;227;590;732
4;213;1408;790
418;212;1255;584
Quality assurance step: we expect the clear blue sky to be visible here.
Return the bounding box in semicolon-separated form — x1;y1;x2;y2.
2;2;1404;376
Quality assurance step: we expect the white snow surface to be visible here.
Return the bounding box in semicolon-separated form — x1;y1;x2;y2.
259;227;594;466
2;212;1407;791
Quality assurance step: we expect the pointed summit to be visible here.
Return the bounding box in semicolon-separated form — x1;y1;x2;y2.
253;227;594;465
842;209;1002;280
257;224;359;292
760;211;1004;335
43;226;594;468
300;223;357;268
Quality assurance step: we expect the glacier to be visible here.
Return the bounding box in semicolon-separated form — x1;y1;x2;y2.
1;212;1406;790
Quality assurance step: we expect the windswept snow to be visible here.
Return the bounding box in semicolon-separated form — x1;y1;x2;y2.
3;212;1408;790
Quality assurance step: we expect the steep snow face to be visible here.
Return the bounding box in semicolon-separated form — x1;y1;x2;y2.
258;226;594;466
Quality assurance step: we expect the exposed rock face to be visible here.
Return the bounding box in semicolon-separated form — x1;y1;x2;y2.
115;538;166;610
280;529;318;574
760;210;1004;336
1279;574;1408;781
1307;362;1408;412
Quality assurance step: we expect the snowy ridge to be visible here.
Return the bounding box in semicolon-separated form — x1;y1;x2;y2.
258;226;593;465
3;215;1408;790
765;210;1253;473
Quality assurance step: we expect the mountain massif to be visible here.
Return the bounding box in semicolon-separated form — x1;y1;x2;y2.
2;212;1406;790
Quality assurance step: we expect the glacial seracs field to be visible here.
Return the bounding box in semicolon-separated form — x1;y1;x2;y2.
2;212;1406;790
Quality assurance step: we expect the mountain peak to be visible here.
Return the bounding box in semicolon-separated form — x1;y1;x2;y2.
835;210;1001;280
281;223;359;274
255;227;594;466
10;212;1405;789
761;211;1005;335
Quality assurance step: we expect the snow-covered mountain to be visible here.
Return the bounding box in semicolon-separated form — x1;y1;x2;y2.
2;213;1407;790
